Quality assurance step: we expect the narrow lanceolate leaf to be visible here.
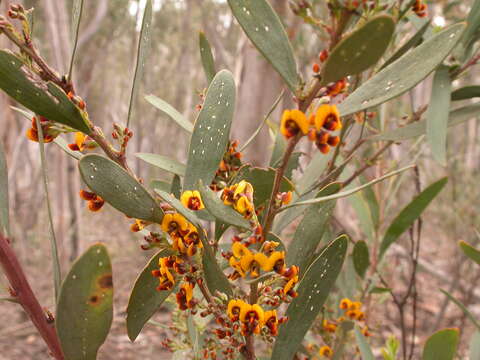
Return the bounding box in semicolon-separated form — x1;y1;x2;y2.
171;175;182;199
354;326;375;360
68;0;84;79
126;0;152;127
0;142;9;236
0;51;89;133
322;15;395;85
379;178;447;259
353;241;370;278
127;250;175;341
272;236;348;360
145;94;193;133
426;66;451;166
154;190;233;297
79;154;164;222
287;185;338;272
469;332;480;360
136;153;186;176
338;24;465;117
373;102;480;141
199;31;216;84
456;0;480;59
459;240;480;266
380;20;431;70
198;182;250;229
233;166;293;207
56;244;113;360
422;328;459;360
451;86;480;101
227;0;298;91
440;289;480;331
183;70;235;190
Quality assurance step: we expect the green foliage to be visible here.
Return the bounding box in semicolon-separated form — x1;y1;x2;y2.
0;50;89;133
322;15;395;84
136;153;186;176
353;241;370;278
127;250;175;341
469;332;480;360
422;328;459;360
354;325;375;360
272;235;348;360
459;240;480;266
183;70;235;190
426;66;451;165
56;244;113;360
227;0;298;91
0;142;9;236
338;24;465;117
199;31;216;84
451;85;480;100
440;289;480;331
79;154;164;222
68;0;84;79
145;94;193;133
380;177;448;259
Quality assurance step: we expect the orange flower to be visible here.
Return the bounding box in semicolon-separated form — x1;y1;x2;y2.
79;190;104;212
283;275;299;296
265;251;286;273
280;109;309;139
176;282;195;310
161;213;189;235
319;345;333;358
264;310;279;336
315;105;341;132
339;298;352;310
227;299;245;321
322;319;337;333
181;190;204;211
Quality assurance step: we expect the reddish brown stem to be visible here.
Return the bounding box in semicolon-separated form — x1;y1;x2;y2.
0;234;64;360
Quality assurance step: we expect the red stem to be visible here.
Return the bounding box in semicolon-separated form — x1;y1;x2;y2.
0;233;64;360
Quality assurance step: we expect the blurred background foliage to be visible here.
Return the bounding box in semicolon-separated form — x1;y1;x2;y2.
1;0;480;358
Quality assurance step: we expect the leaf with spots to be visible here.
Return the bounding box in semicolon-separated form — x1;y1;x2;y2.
227;0;298;92
56;243;113;360
322;15;395;85
79;154;164;222
183;70;235;190
199;31;216;84
0;50;89;133
127;250;175;341
422;328;459;360
272;235;348;360
0;142;9;236
136;153;186;176
338;23;465;117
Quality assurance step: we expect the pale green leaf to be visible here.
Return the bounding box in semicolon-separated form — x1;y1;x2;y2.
422;328;459;360
355;326;375;360
136;153;186;176
145;94;193;133
199;31;216;84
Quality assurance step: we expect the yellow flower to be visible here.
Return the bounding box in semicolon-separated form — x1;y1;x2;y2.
229;256;247;277
280;109;309;139
265;251;286;273
264;310;278;336
349;301;362;311
172;235;187;254
180;190;204;211
339;298;352;310
319;345;333;358
283;275;299;295
233;180;254;200
323;319;337;333
234;196;254;219
315;104;341;132
346;309;364;321
161;213;189;235
232;242;251;258
239;303;264;325
130;219;150;232
176;281;195;310
227;299;245;321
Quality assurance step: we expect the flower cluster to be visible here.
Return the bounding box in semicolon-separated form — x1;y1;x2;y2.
280;104;342;155
412;0;427;17
79;190;105;212
161;213;203;257
221;180;255;219
68;132;96;152
210;140;243;191
180;190;204;211
26;116;58;143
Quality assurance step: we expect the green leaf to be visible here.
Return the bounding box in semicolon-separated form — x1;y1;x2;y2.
227;0;298;91
287;185;338;272
79;154;164;222
187;314;201;359
440;289;480;331
0;142;9;236
380;20;430;70
54;137;82;160
68;0;84;79
459;240;480;266
451;86;480;101
198;181;250;229
183;70;235;190
322;15;395;84
233;165;293;207
127;250;175;341
469;331;480;360
199;31;216;84
0;50;89;133
273;152;302;180
354;326;375;360
136;153;186;176
126;0;152;127
269;130;286;167
370;286;391;294
422;328;459;360
380;177;447;259
353;241;370;278
145;94;193;133
372;102;480;141
426;66;451;165
272;235;348;360
171;174;182;199
456;0;480;60
338;23;465;117
56;244;113;360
